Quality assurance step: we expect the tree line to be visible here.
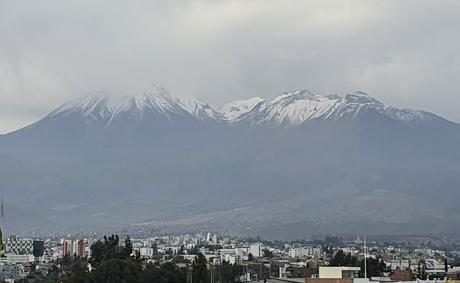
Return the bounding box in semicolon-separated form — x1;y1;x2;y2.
29;234;242;283
330;249;387;278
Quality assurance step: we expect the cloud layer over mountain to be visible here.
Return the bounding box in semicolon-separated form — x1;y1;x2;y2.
1;0;460;133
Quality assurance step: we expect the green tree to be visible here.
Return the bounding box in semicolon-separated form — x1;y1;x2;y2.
263;249;274;258
192;253;208;283
124;235;133;258
221;260;242;283
61;258;91;283
90;234;120;267
50;234;193;283
0;228;4;253
139;262;186;283
92;257;141;283
330;250;346;266
331;250;386;277
359;257;386;278
330;250;358;267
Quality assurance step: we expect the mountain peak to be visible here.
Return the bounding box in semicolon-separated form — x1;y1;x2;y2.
342;91;384;107
119;88;178;112
242;89;341;126
219;97;266;121
31;87;449;133
221;89;444;126
271;89;323;104
179;98;223;121
42;86;225;130
47;91;112;122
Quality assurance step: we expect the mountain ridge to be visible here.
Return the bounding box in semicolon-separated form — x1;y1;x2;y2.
1;86;459;238
8;87;454;136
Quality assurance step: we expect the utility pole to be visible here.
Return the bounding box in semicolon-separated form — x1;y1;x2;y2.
1;195;4;220
364;236;367;279
187;264;193;283
0;195;4;254
260;262;262;281
210;264;214;283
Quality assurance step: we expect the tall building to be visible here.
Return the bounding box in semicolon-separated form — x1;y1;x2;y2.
63;239;73;256
206;233;218;245
33;240;45;258
63;239;85;257
72;241;79;256
5;236;33;255
77;239;85;257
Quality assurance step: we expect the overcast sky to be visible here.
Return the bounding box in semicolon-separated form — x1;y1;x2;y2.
1;0;460;133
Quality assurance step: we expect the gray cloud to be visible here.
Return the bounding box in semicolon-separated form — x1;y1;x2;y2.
1;0;460;133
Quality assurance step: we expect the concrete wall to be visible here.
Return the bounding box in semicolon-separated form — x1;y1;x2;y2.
319;267;361;279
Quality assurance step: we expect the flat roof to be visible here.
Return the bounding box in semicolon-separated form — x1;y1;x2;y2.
320;267;361;271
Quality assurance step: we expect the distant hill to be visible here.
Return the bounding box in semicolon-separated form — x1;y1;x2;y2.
1;86;459;239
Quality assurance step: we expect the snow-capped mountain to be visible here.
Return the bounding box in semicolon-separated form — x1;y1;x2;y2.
229;90;341;126
384;106;440;123
107;88;200;130
32;87;447;133
219;97;265;121
319;91;385;120
221;89;445;127
2;86;459;237
179;98;223;121
112;88;191;119
32;87;222;134
46;91;113;123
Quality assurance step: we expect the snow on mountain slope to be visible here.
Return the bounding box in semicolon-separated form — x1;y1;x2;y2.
42;87;223;130
219;97;265;121
320;91;385;120
384;107;440;123
47;91;113;123
179;98;223;121
222;90;444;127
109;88;195;126
316;91;444;123
252;89;341;126
31;87;449;133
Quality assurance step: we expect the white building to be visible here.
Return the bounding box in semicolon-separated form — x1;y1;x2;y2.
319;266;361;279
249;243;262;258
236;246;250;257
222;253;241;265
139;247;154;258
5;254;35;264
5;236;33;255
414;248;434;257
424;259;445;270
206;233;218;245
387;259;410;271
279;264;290;279
289;247;313;258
